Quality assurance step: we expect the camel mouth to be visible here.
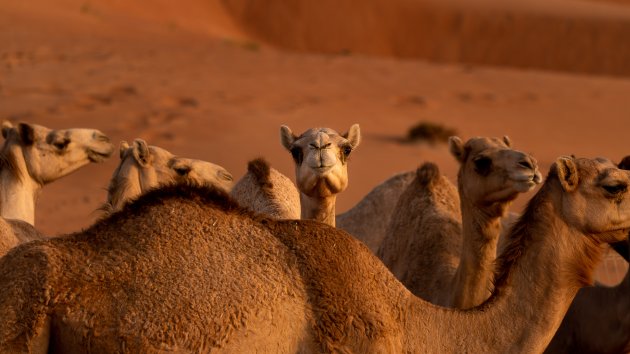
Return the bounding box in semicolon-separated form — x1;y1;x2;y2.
311;166;333;175
87;147;114;163
513;171;543;185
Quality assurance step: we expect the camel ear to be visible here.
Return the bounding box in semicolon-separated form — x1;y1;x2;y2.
17;123;35;146
449;136;465;163
417;162;440;187
132;139;152;167
503;135;512;147
280;125;297;151
2;121;13;139
343;124;361;149
618;155;630;171
556;156;579;192
119;141;130;159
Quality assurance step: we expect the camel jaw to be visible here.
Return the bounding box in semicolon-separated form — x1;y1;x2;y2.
87;146;114;163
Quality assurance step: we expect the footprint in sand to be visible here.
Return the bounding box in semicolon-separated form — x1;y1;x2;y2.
158;96;199;109
70;84;138;111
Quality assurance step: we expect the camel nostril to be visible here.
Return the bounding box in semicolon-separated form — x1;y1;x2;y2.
94;133;110;143
518;160;534;170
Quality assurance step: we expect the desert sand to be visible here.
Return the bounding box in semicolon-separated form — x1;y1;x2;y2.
1;0;627;281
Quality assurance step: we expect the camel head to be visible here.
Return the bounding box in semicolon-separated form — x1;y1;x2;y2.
552;156;630;243
449;136;542;214
104;139;233;212
280;124;360;198
1;121;114;184
168;157;234;192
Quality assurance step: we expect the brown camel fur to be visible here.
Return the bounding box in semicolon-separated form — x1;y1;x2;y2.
545;239;629;354
0;121;114;225
544;157;630;354
101;139;234;214
231;158;300;219
379;136;542;308
0;156;628;353
280;124;360;226
336;170;416;253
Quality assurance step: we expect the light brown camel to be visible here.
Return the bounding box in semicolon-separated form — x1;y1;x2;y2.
0;156;628;353
280;124;360;226
0;218;44;258
545;239;629;354
0;121;114;225
378;136;542;308
336;170;416;253
231;158;300;219
101;139;234;213
544;156;630;354
0;121;113;258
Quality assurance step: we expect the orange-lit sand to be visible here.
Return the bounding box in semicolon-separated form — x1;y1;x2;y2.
1;0;627;281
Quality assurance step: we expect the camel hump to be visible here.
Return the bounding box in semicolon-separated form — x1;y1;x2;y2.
416;162;440;187
618;155;630;170
248;158;273;189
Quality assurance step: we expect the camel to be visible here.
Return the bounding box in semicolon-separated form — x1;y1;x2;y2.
544;157;630;353
0;156;628;353
0;121;113;258
336;170;416;253
545;239;629;353
378;136;542;309
101;139;234;213
0;121;114;225
231;158;301;219
280;124;360;226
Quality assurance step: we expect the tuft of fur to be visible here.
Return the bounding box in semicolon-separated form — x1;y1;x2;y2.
248;158;273;191
415;162;440;187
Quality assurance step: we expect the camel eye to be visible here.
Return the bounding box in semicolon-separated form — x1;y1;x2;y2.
473;156;492;176
290;147;303;165
53;139;70;150
342;145;352;157
174;166;191;176
603;183;627;195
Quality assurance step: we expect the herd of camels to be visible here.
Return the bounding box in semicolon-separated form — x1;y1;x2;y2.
0;120;628;353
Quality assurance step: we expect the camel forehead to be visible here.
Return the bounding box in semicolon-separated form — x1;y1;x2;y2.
28;124;52;139
174;158;223;172
296;128;343;143
149;146;174;160
464;137;509;153
575;157;617;176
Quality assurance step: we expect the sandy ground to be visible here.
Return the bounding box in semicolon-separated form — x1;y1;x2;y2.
1;0;627;282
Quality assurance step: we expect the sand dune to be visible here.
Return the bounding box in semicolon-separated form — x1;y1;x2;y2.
222;0;630;76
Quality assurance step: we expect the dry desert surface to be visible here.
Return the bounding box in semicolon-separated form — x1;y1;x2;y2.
1;0;628;282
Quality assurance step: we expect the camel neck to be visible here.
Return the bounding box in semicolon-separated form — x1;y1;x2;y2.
0;145;39;225
450;195;503;308
300;193;336;227
403;190;603;353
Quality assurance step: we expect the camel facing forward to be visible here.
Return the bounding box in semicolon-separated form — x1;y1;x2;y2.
280;124;360;226
0;156;628;353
